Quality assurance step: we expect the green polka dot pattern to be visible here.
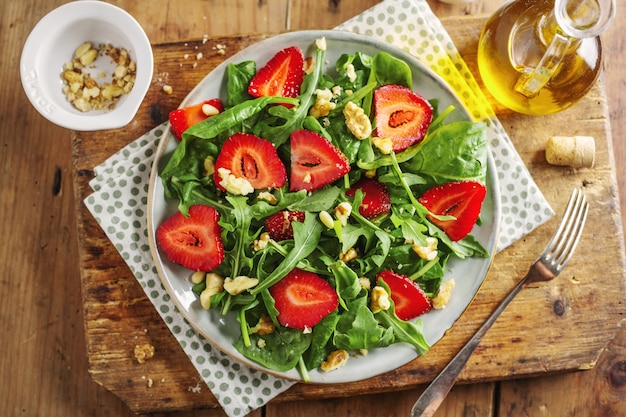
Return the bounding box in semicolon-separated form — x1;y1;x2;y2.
83;1;554;416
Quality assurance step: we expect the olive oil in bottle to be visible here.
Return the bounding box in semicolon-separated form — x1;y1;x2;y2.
477;0;611;115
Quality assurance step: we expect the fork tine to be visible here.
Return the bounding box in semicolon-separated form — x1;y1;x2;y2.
541;188;581;259
544;188;588;270
554;191;589;268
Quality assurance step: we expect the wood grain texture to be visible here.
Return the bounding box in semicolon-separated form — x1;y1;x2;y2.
2;1;625;417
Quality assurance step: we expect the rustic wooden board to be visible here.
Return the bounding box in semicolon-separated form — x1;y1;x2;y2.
71;17;626;413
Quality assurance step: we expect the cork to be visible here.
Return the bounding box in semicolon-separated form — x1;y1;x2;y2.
545;136;595;168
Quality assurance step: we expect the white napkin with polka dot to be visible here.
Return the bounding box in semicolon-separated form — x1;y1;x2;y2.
84;0;553;416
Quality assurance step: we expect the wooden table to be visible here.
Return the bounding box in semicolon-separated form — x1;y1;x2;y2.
3;1;626;417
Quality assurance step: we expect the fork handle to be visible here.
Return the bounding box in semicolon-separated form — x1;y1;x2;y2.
410;275;528;417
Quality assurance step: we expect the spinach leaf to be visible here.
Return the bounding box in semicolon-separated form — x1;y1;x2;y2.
369;51;413;89
303;311;340;370
404;121;488;186
182;95;298;142
226;60;256;107
234;327;312;372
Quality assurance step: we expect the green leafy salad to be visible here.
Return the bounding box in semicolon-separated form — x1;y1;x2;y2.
156;36;490;380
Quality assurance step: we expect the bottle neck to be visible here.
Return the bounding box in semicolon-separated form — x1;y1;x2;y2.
554;0;615;39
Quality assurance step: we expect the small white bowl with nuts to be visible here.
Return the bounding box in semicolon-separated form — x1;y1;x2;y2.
20;1;153;131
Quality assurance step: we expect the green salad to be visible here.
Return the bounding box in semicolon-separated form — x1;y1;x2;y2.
156;37;489;380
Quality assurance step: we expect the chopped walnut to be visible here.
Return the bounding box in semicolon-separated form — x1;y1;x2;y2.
134;343;155;363
321;350;349;372
61;42;137;112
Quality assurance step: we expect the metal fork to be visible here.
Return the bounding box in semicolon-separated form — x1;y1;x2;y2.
411;188;589;417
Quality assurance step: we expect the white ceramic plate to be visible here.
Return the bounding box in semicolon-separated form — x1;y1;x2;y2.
147;30;500;383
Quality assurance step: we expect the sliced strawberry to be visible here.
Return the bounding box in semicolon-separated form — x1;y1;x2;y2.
289;129;351;192
418;181;487;241
169;98;224;140
374;84;433;152
264;210;305;241
346;177;391;218
269;268;339;330
214;133;287;191
156;205;224;271
376;270;432;320
248;46;305;99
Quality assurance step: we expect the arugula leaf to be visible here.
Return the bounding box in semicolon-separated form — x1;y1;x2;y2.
376;311;430;354
250;213;323;295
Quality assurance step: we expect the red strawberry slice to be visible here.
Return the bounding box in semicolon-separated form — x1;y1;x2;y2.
264;210;305;241
248;46;305;99
289;129;351;192
346;177;391;218
169;98;224;140
156;204;225;271
269;268;339;330
214;133;287;191
376;270;432;320
418;181;487;241
374;84;433;152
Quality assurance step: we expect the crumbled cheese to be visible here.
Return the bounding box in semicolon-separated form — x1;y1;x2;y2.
412;237;439;261
217;168;254;195
370;286;391;313
224;275;259;295
315;37;327;51
331;85;342;97
257;338;267;348
321;350;349;372
343;101;372;140
359;276;371;290
310;88;336;118
432;279;456;309
346;64;357;82
200;272;224;309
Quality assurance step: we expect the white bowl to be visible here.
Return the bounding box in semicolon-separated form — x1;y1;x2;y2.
20;1;153;131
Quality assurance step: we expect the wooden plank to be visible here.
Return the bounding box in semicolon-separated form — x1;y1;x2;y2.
267;383;495;416
70;16;625;413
